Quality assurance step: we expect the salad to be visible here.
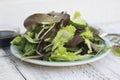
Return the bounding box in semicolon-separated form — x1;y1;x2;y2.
11;11;105;62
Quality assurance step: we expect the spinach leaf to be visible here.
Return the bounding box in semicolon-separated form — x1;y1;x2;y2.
11;36;27;51
23;42;36;56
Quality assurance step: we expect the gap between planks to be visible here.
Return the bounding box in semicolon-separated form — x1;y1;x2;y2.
0;48;26;80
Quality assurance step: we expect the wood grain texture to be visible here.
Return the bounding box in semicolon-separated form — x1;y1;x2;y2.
0;49;6;57
1;23;120;80
0;49;25;80
0;2;120;79
2;47;120;80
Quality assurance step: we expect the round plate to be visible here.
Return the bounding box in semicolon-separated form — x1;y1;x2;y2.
10;39;110;66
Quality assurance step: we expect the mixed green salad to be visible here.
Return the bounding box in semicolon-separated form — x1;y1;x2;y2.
11;11;105;62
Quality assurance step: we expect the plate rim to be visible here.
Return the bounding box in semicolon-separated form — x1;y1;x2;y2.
10;23;111;66
10;39;110;66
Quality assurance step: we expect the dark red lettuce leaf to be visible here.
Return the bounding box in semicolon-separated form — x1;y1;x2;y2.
66;34;83;47
65;27;84;47
24;14;55;30
39;12;70;40
24;12;70;30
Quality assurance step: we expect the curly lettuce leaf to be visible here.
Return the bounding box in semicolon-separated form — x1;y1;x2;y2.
84;39;92;53
11;35;37;56
73;11;81;19
11;36;27;51
80;27;93;39
26;31;34;38
72;11;87;26
80;27;93;53
49;45;93;61
52;25;76;51
11;36;23;45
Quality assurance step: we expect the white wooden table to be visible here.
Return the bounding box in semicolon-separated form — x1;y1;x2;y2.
1;23;120;80
0;0;120;80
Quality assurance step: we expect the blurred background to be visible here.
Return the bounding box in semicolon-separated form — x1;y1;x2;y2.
0;0;120;33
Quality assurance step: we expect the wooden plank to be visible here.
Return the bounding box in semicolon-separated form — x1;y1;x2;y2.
91;52;120;80
4;48;120;80
2;23;120;80
5;54;89;80
0;49;6;56
0;56;25;80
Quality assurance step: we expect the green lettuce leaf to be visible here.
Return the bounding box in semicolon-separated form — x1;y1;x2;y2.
52;25;76;51
49;45;93;61
72;11;87;26
85;39;92;53
23;42;36;56
80;27;93;53
26;31;34;38
80;27;93;39
73;11;81;19
24;34;39;43
111;46;120;57
11;36;27;51
11;36;23;45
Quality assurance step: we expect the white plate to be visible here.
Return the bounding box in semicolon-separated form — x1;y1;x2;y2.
10;37;110;66
10;45;110;66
